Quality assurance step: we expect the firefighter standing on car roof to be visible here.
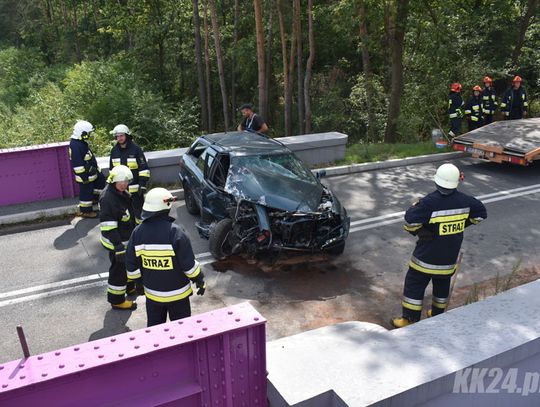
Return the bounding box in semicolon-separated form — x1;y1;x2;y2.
481;76;497;125
109;124;150;224
99;165;137;310
69;120;106;218
501;76;528;120
392;164;487;328
126;188;206;327
464;85;484;131
448;83;464;137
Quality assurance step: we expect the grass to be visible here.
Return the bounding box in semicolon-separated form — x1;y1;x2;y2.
335;142;452;166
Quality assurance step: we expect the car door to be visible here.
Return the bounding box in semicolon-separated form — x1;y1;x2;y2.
180;140;210;208
200;152;233;223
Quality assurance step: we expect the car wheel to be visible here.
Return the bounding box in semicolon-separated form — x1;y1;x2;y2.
184;185;199;215
326;241;345;256
209;218;234;260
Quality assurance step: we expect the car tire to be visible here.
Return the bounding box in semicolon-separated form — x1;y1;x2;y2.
326;241;345;256
184;185;199;216
209;218;234;260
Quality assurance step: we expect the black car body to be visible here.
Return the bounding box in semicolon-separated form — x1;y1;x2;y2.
178;131;350;259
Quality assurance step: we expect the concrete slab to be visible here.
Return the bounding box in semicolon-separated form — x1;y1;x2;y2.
267;279;540;406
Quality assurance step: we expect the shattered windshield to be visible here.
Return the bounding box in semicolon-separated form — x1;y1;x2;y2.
231;153;316;184
224;153;321;210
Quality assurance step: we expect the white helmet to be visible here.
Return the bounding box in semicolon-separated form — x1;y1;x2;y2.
434;163;460;189
143;188;176;213
71;120;94;140
107;165;133;183
110;124;131;137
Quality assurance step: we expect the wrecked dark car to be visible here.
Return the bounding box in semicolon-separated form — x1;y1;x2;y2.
178;131;350;260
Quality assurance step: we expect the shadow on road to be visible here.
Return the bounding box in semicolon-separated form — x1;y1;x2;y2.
88;309;133;342
54;217;98;250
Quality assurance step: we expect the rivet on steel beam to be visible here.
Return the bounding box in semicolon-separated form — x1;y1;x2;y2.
228;311;233;315
78;364;84;368
164;328;169;332
41;373;48;377
98;355;104;359
55;352;61;356
59;364;65;369
178;321;184;325
235;318;241;322
202;327;208;331
130;337;135;340
118;354;124;358
19;376;25;380
37;356;43;360
1;384;7;388
170;336;175;340
135;345;140;349
74;347;79;351
94;346;99;350
188;335;193;338
154;344;159;348
197;319;202;323
145;329;151;333
110;338;116;342
139;376;146;381
254;317;259;321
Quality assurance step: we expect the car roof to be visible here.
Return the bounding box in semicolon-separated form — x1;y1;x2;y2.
200;131;291;155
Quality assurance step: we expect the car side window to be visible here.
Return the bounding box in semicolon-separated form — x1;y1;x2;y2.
208;154;230;188
189;141;208;159
197;147;216;176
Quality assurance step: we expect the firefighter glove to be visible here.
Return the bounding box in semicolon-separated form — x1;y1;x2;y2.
196;281;206;296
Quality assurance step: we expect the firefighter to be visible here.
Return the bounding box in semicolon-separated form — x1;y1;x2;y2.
501;76;528;120
99;165;137;310
464;85;483;131
392;164;487;328
448;83;464;137
481;76;497;125
126;188;206;327
69;120;106;218
109;124;150;224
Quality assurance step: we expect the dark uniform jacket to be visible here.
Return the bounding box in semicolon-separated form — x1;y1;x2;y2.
481;86;497;115
464;95;483;123
448;92;464;119
69;138;99;184
109;139;150;194
125;214;202;303
99;184;135;254
501;87;528;119
241;114;264;132
404;190;487;275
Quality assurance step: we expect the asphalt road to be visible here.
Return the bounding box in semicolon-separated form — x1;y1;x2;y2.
1;157;540;363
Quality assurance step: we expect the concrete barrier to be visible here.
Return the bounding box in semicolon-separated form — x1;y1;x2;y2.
267;279;540;406
0;302;267;407
97;132;349;184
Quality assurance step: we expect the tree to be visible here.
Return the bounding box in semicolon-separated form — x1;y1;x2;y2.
384;0;409;143
253;0;267;120
208;0;229;131
192;0;208;130
277;0;293;136
358;0;377;141
294;0;305;134
511;0;539;67
303;0;315;133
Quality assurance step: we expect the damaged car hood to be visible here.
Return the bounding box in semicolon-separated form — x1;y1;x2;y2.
224;154;323;212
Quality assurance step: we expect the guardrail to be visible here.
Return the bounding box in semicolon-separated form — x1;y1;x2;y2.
0;302;267;407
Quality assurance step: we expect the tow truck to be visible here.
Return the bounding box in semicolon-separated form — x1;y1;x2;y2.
452;118;540;166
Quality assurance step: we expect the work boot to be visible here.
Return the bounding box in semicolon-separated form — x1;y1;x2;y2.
391;316;416;329
78;211;98;219
111;300;137;310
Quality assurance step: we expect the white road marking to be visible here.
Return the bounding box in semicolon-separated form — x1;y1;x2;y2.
0;184;539;307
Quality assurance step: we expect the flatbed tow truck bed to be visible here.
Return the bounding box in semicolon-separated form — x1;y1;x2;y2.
452;118;540;166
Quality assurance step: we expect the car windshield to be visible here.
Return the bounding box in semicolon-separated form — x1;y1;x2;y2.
231;153;316;184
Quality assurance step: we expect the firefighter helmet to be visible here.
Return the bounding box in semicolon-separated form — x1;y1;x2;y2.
483;76;493;84
450;83;462;92
108;165;133;184
142;188;176;213
110;124;131;137
473;85;482;92
512;75;522;83
434;163;460;189
71;120;94;141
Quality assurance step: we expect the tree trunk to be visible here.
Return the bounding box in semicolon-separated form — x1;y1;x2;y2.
208;0;230;131
265;3;274;125
303;0;314;134
358;0;377;141
193;0;208;130
231;0;240;123
253;0;267;120
511;0;539;67
72;4;82;62
203;0;214;131
287;2;296;137
294;0;304;134
277;0;291;136
384;0;409;143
